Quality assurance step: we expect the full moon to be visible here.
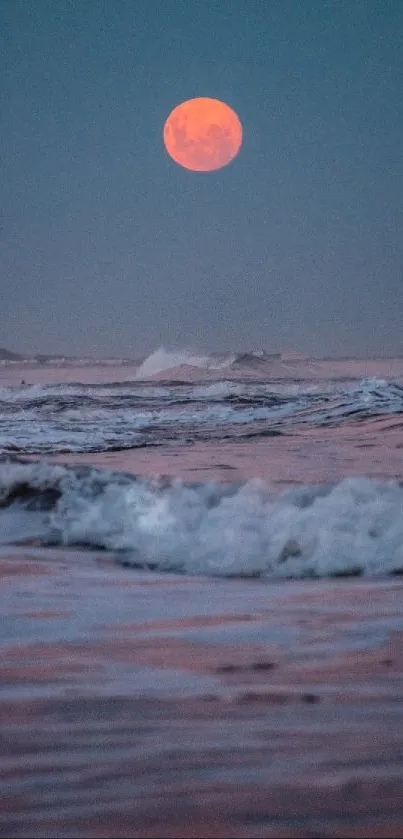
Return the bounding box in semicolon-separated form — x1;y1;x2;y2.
163;97;243;172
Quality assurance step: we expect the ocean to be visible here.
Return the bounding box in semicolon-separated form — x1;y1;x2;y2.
2;349;403;837
1;348;403;579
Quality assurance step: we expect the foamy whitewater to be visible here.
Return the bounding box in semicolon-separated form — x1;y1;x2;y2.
1;347;403;579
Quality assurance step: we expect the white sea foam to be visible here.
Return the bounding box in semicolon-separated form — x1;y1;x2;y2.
191;381;245;400
1;462;403;579
135;347;234;379
135;348;210;378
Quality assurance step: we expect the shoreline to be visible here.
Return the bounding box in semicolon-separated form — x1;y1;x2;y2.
1;549;403;837
2;360;403;835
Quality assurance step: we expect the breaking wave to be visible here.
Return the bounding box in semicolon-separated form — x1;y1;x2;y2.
1;461;403;579
134;347;235;379
133;347;310;379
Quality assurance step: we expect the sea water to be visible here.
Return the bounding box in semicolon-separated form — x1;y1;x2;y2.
1;348;403;579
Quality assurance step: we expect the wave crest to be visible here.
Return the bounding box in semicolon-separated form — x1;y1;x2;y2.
135;348;235;379
1;461;403;579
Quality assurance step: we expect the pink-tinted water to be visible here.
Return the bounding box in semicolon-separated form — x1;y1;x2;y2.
3;358;402;484
2;359;403;837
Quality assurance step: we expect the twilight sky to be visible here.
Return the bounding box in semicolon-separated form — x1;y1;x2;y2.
1;0;402;358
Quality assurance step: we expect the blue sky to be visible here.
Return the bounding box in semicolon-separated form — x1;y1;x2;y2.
1;0;402;357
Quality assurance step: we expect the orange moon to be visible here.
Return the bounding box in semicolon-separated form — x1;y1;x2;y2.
163;97;243;172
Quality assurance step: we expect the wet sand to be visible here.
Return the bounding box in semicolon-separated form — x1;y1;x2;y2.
1;549;403;837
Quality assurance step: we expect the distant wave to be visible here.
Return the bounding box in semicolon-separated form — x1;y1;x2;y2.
0;355;138;368
134;347;303;379
134;347;236;379
35;356;137;367
0;377;402;455
1;461;403;578
231;351;281;367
